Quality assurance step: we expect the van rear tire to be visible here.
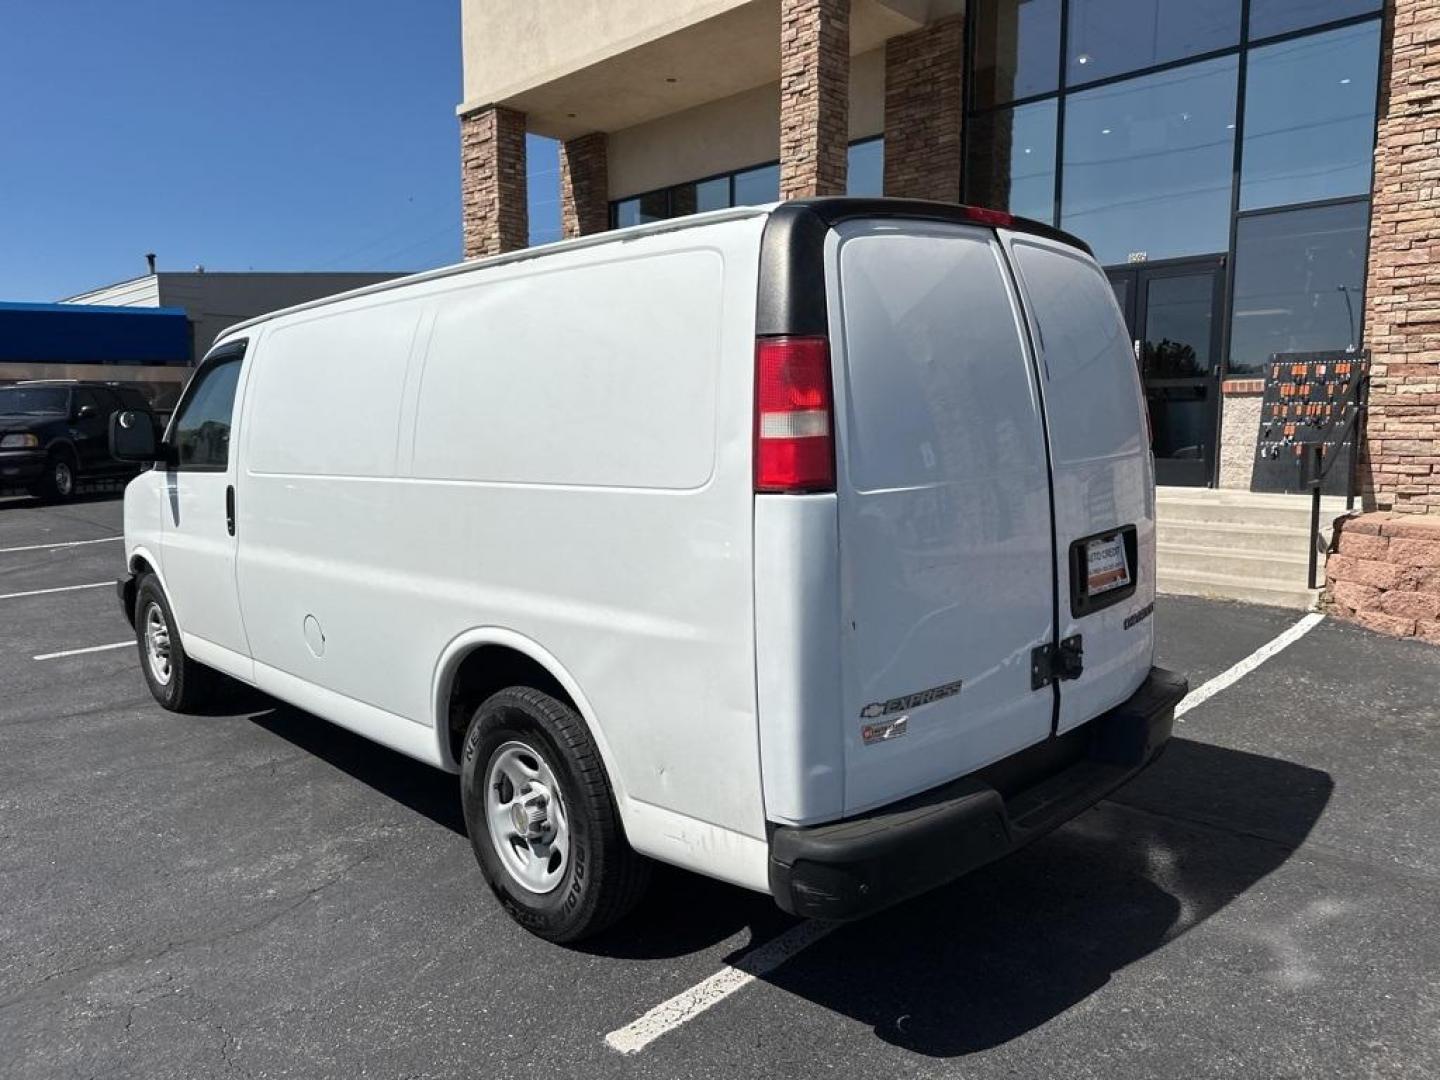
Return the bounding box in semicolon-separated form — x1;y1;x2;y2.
460;686;649;943
134;574;218;712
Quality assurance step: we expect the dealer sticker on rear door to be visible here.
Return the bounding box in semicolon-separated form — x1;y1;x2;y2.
1086;534;1131;595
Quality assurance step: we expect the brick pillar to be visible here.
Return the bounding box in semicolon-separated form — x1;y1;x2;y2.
1361;0;1440;514
460;105;528;258
779;0;849;200
560;132;609;239
883;16;963;202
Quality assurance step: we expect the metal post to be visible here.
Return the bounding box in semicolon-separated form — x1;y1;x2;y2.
1308;446;1323;591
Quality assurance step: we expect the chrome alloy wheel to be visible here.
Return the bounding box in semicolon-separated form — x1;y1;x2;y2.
484;740;570;894
143;601;172;686
53;459;73;497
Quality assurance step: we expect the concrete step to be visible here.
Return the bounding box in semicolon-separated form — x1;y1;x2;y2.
1156;566;1320;611
1157;541;1314;584
1157;495;1345;530
1155;519;1327;557
1157;486;1350;510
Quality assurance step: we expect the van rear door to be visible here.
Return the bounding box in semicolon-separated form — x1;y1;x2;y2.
827;219;1057;815
1002;232;1156;733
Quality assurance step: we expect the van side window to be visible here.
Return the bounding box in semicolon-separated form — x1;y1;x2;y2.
171;356;243;470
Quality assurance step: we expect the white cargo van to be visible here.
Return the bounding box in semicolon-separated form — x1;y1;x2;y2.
113;199;1186;942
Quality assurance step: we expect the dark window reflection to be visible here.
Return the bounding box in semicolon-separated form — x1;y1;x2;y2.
1061;57;1237;265
1249;0;1380;41
1228;201;1369;374
612;191;669;228
734;163;780;205
172;358;242;470
1067;0;1239;86
695;176;731;211
1240;21;1380;210
848;138;884;196
965;99;1058;223
971;0;1061;108
1142;272;1215;377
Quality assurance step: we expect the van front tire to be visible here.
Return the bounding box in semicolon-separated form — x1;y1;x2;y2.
460;687;649;943
134;574;217;712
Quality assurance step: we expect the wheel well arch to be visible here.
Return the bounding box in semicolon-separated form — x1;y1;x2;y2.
432;632;619;798
42;438;78;463
120;550;164;627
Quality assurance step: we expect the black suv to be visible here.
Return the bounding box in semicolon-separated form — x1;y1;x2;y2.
0;381;160;501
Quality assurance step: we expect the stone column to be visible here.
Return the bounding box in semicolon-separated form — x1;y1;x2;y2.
883;16;964;202
1361;0;1440;514
460;105;528;258
779;0;850;200
560;132;610;239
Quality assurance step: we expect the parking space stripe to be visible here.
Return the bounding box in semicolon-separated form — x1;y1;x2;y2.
0;581;111;602
1175;611;1325;720
0;536;122;554
33;640;132;661
605;920;837;1055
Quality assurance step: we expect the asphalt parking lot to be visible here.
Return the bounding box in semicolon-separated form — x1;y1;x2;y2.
2;492;1439;1080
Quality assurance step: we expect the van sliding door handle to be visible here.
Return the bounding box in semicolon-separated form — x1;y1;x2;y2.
225;485;235;536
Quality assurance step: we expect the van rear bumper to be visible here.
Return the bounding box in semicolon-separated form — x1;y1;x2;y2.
767;666;1188;920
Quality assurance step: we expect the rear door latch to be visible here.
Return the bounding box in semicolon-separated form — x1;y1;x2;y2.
1031;635;1084;690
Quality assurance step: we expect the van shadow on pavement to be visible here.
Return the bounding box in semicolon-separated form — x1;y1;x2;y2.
762;737;1333;1057
242;692;1331;1050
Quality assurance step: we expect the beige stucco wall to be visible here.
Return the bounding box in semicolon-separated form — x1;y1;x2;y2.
607;46;885;198
461;0;752;108
1219;393;1262;489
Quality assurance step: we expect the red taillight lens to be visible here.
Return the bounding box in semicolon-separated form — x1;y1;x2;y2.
754;335;835;493
960;205;1015;228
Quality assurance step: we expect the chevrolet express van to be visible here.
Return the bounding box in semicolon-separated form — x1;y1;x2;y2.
113;199;1186;942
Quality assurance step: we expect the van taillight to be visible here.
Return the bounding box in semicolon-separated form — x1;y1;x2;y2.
754;335;835;493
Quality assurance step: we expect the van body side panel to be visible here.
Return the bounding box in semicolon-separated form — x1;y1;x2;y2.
235;218;768;846
1002;233;1156;732
236;299;428;724
753;493;845;825
826;221;1058;816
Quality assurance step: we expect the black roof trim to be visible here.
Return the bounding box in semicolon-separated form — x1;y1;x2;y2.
756;197;1092;338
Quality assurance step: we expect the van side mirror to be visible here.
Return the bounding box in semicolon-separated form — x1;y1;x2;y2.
75;403;97;419
110;409;161;462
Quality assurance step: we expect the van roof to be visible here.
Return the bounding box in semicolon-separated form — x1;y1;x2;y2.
215;199;1089;346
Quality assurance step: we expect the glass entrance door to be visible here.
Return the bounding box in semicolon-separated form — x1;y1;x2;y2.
1109;257;1226;487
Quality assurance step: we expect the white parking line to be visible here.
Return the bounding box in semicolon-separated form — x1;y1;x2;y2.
0;536;122;555
605;920;838;1055
0;581;111;602
605;610;1329;1054
33;641;132;661
1175;611;1325;720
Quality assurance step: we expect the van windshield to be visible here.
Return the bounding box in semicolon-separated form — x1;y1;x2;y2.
0;387;68;415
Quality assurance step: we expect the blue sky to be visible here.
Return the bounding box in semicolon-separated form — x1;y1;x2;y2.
0;0;560;302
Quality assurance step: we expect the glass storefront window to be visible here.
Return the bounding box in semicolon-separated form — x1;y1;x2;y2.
733;163;780;206
1067;0;1239;86
612;191;669;228
965;98;1058;223
1061;56;1238;266
1228;200;1369;374
1249;0;1381;42
848;138;884;196
971;0;1061;108
1240;21;1380;210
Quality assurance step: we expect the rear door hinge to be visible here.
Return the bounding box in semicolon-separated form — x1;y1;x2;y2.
1031;635;1084;690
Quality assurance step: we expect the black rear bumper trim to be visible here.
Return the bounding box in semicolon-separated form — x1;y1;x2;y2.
767;666;1187;920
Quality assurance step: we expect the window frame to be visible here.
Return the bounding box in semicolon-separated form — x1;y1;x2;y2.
963;0;1384;382
165;340;248;474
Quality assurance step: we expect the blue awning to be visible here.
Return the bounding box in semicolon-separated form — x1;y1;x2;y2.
0;301;191;365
